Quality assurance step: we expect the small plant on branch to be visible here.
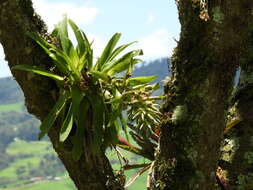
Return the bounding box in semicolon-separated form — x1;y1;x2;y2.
12;16;162;163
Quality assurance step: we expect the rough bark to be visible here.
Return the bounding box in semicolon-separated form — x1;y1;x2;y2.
0;1;123;189
220;6;253;188
151;1;251;189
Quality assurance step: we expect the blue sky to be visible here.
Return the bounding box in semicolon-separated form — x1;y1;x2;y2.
0;0;180;77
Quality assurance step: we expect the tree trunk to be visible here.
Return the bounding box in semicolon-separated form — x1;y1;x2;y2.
220;6;253;187
0;1;123;189
151;1;252;189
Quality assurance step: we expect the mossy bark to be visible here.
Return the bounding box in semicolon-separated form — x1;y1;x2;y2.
151;1;252;189
221;120;253;189
0;1;123;189
220;8;253;188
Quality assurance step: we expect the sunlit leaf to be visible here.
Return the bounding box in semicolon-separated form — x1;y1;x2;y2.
77;52;88;72
56;15;73;55
68;19;86;56
69;46;80;70
103;50;143;75
95;33;121;71
90;70;110;81
128;76;157;86
12;65;64;82
106;41;137;64
80;31;93;70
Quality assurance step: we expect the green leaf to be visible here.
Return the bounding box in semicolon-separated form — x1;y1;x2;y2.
12;65;64;82
105;96;122;104
151;83;160;91
77;52;88;72
128;75;157;86
51;27;59;37
106;88;122;104
103;103;122;146
71;87;85;119
27;32;56;53
59;103;74;142
105;41;137;64
68;19;86;57
87;48;93;70
72;97;90;161
80;30;91;51
28;32;70;75
69;46;79;69
67;48;81;80
90;70;110;81
80;30;93;70
57;15;73;55
104;50;143;76
95;33;121;71
39;90;69;139
110;58;142;76
50;49;73;74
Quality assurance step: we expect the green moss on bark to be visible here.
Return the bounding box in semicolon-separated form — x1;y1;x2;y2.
152;0;251;189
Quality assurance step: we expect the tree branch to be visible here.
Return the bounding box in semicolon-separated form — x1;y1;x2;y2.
0;1;123;189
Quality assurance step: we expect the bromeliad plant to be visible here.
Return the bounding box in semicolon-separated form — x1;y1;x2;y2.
12;16;162;161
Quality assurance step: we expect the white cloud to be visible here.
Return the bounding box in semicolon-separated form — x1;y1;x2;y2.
33;0;98;31
137;29;177;60
32;0;103;59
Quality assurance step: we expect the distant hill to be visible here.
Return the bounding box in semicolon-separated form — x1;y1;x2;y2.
133;57;170;84
0;77;24;105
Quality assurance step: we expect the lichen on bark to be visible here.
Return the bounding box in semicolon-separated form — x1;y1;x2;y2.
151;0;252;189
218;2;253;188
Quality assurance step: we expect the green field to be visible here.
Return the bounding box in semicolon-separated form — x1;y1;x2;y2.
0;140;51;180
0;140;148;190
0;103;24;112
5;179;76;190
6;140;51;156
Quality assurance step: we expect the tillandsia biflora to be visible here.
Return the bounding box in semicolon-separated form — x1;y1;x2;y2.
12;16;163;164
